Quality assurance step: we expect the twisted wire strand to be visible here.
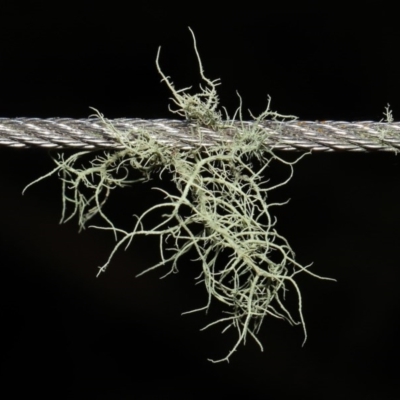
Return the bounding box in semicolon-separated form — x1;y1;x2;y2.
0;117;400;152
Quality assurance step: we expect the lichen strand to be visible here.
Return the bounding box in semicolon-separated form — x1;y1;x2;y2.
24;29;332;362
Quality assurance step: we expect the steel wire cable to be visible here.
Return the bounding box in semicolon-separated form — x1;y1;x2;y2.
0;117;400;152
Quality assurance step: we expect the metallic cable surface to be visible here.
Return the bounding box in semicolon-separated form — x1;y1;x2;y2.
0;118;400;152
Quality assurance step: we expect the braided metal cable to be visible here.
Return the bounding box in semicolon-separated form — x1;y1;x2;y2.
0;117;400;152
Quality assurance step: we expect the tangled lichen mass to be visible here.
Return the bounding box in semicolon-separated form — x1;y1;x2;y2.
24;28;332;362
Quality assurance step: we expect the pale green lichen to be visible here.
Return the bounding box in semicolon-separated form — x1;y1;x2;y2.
372;103;400;154
23;28;332;362
378;103;394;139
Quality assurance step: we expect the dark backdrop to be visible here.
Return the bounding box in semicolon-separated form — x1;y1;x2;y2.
1;6;399;399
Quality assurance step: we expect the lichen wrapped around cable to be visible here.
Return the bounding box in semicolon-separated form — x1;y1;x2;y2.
23;28;333;362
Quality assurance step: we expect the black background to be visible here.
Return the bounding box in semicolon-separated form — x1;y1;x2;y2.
1;5;400;399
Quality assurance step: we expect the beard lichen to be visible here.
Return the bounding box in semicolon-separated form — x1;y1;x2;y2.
23;28;332;362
